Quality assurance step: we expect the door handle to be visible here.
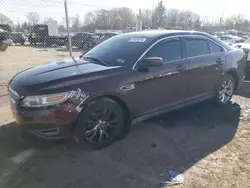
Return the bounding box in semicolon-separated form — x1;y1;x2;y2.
216;58;224;64
176;65;187;72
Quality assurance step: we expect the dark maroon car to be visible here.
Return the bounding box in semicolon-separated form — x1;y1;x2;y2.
8;31;246;148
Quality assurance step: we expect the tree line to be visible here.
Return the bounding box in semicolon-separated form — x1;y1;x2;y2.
1;1;250;34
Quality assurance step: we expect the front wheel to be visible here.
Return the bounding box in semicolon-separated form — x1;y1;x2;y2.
0;42;8;52
215;74;235;106
74;98;125;149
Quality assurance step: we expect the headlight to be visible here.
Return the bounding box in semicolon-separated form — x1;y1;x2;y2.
20;92;70;107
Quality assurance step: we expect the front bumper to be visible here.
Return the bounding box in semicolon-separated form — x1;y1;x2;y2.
10;100;79;139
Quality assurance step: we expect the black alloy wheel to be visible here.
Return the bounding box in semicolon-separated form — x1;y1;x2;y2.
74;98;125;149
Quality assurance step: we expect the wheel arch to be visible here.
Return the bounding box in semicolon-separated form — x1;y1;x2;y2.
224;69;239;91
76;93;132;132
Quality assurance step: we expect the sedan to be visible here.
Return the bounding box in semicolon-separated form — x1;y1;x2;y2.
10;32;26;45
71;32;100;50
8;31;246;149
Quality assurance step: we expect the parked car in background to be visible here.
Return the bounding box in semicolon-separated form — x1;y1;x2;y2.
220;35;244;45
98;32;117;43
0;24;12;52
11;32;26;45
71;32;100;50
232;38;250;78
94;33;103;38
8;31;246;149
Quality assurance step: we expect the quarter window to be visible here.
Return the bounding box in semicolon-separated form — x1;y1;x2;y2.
186;39;209;57
146;39;182;63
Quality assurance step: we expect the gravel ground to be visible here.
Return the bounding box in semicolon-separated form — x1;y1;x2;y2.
0;46;250;188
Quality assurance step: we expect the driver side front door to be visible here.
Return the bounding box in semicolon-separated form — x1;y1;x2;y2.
125;37;188;117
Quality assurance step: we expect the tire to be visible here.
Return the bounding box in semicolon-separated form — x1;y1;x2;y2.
0;42;8;52
82;42;89;51
74;98;125;149
214;74;235;106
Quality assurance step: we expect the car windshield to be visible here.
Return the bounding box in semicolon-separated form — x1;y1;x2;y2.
82;34;151;66
244;38;250;43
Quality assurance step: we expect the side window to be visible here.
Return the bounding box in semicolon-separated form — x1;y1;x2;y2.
186;38;209;57
83;34;91;40
72;33;82;40
208;40;224;53
146;39;182;63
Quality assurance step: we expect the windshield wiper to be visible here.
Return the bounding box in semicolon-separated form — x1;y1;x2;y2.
83;56;108;66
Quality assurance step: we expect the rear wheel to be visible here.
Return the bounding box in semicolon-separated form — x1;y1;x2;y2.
215;74;235;106
74;98;125;149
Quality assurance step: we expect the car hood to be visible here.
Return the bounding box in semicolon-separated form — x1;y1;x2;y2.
9;57;121;95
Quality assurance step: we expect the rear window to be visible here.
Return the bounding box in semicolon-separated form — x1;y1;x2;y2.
186;38;210;57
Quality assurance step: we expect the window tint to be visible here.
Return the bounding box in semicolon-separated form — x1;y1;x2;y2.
208;40;224;53
146;40;182;62
72;33;82;40
186;39;209;57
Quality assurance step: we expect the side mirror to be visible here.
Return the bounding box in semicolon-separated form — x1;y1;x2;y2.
138;57;163;72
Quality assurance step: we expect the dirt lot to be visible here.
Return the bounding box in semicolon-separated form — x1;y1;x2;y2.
0;45;81;96
1;46;250;188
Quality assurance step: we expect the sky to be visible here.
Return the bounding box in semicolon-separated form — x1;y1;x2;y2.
0;0;250;24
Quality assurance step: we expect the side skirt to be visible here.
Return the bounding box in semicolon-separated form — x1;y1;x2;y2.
131;95;214;126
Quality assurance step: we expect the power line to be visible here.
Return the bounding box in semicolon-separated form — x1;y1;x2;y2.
42;0;139;10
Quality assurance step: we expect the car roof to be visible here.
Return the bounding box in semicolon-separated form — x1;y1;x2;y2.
119;30;232;51
121;30;209;38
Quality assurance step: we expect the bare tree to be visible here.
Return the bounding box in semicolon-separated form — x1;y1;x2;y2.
117;7;134;30
44;17;55;24
83;7;134;30
0;13;13;25
152;1;166;27
142;9;152;27
166;9;179;28
71;14;81;32
27;12;40;25
95;9;110;29
83;12;96;32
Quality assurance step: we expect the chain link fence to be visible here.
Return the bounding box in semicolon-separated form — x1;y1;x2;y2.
1;0;250;96
0;0;137;96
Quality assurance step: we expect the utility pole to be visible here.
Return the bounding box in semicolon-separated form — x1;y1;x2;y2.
220;3;225;29
64;0;72;57
136;9;142;31
139;9;142;31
